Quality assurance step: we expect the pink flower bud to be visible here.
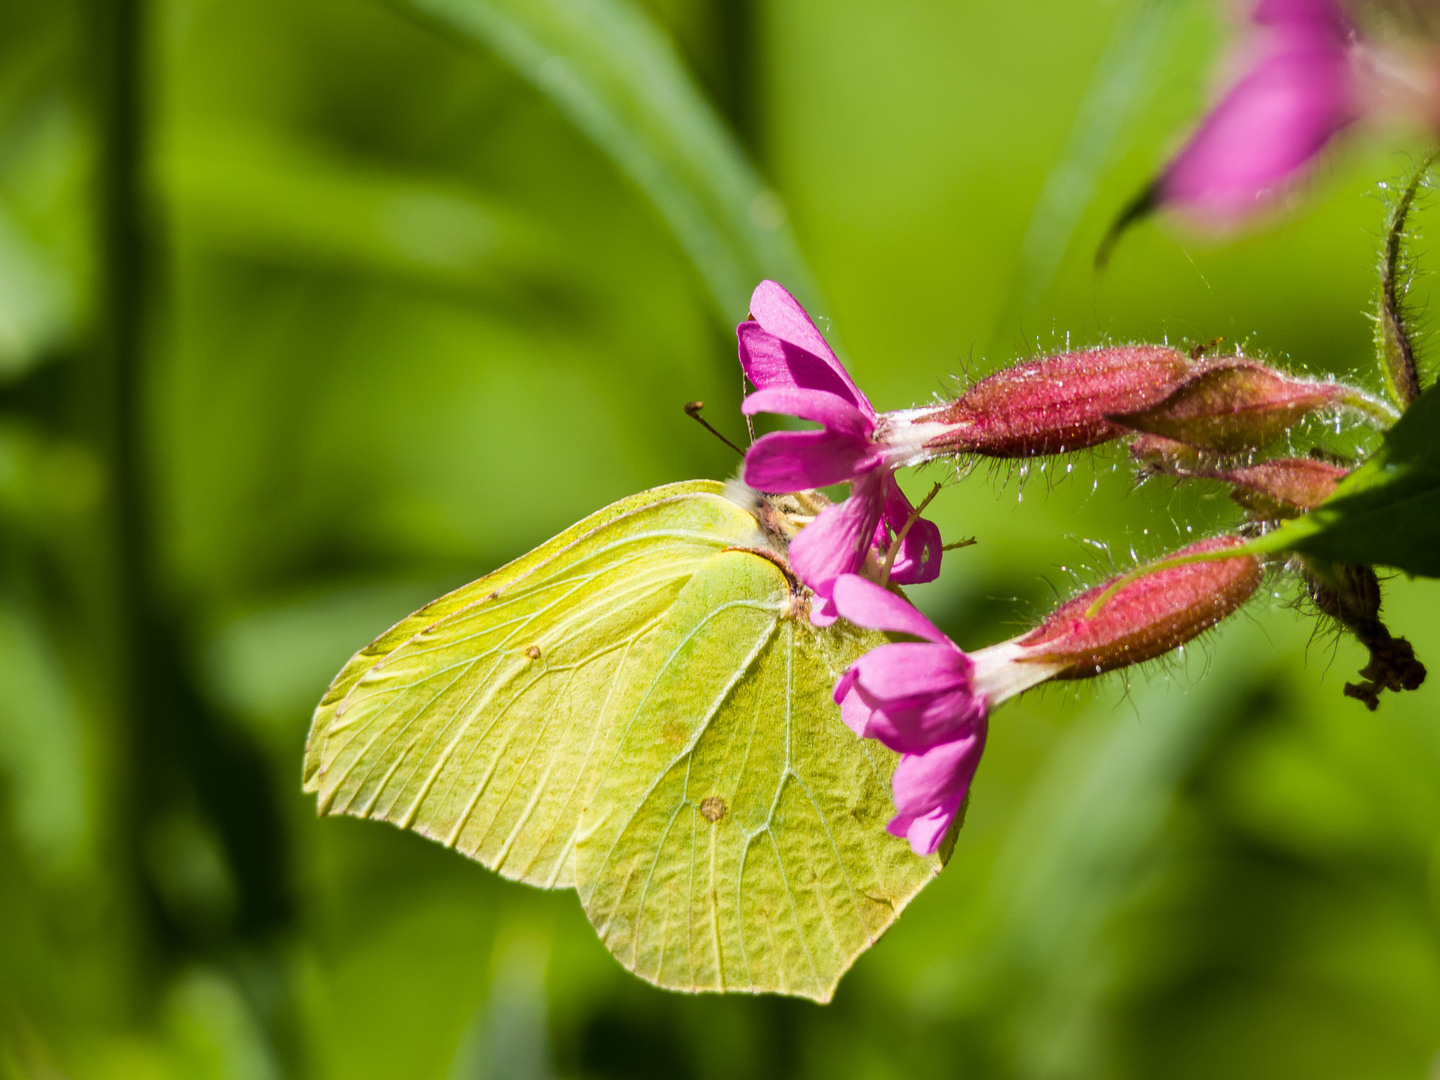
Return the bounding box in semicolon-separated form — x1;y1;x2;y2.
1134;444;1349;518
1014;536;1263;678
1216;457;1349;516
894;346;1193;459
1108;357;1391;454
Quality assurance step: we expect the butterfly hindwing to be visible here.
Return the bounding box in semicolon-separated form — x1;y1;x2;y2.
575;548;940;1002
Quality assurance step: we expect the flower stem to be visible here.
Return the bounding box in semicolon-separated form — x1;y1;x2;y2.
1338;386;1401;428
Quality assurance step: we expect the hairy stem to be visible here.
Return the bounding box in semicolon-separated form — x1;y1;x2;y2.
1376;158;1433;409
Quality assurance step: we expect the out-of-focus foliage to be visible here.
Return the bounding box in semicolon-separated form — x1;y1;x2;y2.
0;0;1437;1077
0;2;89;378
403;0;819;318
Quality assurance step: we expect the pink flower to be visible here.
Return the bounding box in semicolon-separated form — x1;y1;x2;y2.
829;535;1265;856
830;574;998;855
739;281;941;624
1157;0;1360;222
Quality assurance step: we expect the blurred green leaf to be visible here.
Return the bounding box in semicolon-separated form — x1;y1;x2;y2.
398;0;818;319
203;580;444;744
163;970;281;1080
0;201;74;374
0;421;102;531
163;126;566;293
0;597;91;874
977;629;1263;1075
0;95;89;376
144;812;239;942
445;919;552;1080
1254;382;1440;575
1002;0;1185;324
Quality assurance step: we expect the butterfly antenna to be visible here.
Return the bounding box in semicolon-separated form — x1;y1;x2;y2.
684;401;746;456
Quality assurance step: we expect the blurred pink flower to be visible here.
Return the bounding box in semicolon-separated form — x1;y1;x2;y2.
1158;0;1361;221
739;281;941;624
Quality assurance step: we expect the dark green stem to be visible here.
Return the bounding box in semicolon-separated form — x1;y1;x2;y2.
89;0;293;981
86;0;154;996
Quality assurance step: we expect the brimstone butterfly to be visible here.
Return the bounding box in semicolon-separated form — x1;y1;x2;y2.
302;480;944;1001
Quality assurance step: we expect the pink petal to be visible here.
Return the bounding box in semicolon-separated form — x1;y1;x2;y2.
890;728;987;815
888;516;943;586
859;685;987;754
741;386;873;436
789;477;888;618
737;322;867;408
834;672;873;738
885;725;988;856
748;281;870;410
830;573;947;643
880;478;943;586
1160;5;1356;219
742;429;880;491
892;806;955;859
849;641;972;700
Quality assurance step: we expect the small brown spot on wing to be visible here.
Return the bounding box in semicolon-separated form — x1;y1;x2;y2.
524;644;542;660
700;796;728;823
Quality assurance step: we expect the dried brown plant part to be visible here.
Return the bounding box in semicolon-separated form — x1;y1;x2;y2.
1303;558;1427;710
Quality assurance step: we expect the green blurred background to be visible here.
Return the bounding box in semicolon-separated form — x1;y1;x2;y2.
2;0;1439;1076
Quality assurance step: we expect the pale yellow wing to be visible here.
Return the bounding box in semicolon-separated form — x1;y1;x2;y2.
301;481;763;889
575;549;940;1002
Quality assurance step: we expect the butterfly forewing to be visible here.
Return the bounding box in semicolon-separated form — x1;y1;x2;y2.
575;549;940;1002
302;481;763;889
